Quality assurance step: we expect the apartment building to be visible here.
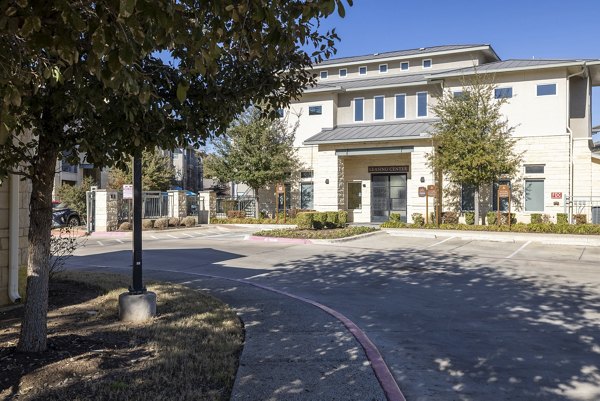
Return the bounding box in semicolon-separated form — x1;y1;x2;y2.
278;44;600;223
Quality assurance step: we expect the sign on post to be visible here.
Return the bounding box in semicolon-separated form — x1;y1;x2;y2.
418;187;426;197
496;184;511;228
427;184;437;197
498;185;510;198
123;184;133;200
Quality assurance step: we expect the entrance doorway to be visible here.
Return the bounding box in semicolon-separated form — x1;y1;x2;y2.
371;174;407;222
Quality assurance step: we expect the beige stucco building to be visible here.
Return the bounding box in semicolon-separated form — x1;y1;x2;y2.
280;44;600;223
0;175;29;306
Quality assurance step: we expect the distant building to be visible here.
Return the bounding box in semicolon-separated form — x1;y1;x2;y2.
165;147;203;192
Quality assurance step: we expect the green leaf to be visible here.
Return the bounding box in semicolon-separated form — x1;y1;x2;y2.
176;82;188;103
119;0;137;18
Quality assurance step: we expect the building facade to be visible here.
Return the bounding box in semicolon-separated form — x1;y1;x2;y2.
280;44;600;223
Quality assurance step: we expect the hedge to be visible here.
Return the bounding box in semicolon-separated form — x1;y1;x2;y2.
296;211;348;230
380;221;600;235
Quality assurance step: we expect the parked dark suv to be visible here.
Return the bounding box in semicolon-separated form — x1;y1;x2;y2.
52;202;81;227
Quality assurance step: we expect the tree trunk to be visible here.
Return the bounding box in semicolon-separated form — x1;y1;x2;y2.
474;186;480;226
253;186;260;219
17;119;59;353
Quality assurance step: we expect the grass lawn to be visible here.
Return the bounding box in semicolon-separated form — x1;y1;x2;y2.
253;226;379;239
0;272;243;401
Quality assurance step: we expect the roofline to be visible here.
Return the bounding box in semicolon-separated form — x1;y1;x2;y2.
345;81;430;92
426;60;591;79
304;86;343;94
303;134;432;146
313;45;499;70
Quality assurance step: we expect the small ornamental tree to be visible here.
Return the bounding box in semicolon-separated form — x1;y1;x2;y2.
57;176;96;217
204;110;300;217
0;0;352;352
108;149;176;192
427;74;522;225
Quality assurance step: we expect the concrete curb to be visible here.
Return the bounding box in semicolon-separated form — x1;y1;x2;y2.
247;235;312;244
383;228;600;246
311;230;384;244
157;268;406;401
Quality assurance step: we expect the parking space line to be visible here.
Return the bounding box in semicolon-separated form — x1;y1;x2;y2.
425;236;456;248
115;239;124;244
96;241;104;246
166;234;178;239
505;241;531;259
150;235;158;239
182;233;194;238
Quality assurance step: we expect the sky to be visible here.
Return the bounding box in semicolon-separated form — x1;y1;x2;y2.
315;0;600;128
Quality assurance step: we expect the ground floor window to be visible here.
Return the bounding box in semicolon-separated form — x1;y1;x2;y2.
492;181;511;212
348;182;362;210
461;184;476;211
300;182;314;209
525;179;544;211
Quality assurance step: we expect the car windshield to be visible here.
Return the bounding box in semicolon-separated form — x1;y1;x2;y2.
53;202;69;210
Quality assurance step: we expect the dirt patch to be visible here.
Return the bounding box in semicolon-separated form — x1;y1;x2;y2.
0;273;243;401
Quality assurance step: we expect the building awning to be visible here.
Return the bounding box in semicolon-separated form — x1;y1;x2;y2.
303;120;436;145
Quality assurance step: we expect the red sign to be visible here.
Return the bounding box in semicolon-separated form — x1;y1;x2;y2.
418;187;426;197
427;184;436;197
551;192;562;199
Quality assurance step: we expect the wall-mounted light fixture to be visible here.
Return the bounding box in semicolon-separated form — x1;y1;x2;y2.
420;177;425;183
325;179;330;184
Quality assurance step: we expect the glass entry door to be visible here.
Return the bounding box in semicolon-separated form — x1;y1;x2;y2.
371;174;407;222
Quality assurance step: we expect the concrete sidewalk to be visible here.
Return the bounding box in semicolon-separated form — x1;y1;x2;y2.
383;227;600;246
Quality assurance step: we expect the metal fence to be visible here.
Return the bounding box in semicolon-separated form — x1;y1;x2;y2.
215;196;256;218
565;196;600;224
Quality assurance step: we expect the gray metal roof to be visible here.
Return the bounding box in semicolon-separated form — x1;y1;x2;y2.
304;120;436;145
307;73;429;93
317;44;497;66
428;59;594;78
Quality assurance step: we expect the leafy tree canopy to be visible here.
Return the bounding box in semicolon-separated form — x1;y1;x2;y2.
108;149;176;191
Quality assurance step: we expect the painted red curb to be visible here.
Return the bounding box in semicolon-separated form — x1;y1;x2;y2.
158;268;406;401
247;235;312;244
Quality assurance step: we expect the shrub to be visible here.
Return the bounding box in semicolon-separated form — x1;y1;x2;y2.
389;213;402;222
182;216;197;227
325;211;339;228
154;218;169;229
411;213;424;226
312;212;328;229
557;213;568;225
380;221;407;228
119;222;132;231
530;213;542;224
338;210;348;226
498;213;517;225
486;211;497;225
142;219;154;230
541;214;552;224
227;210;246;219
464;212;475;225
295;212;315;230
574;214;587;225
441;211;459;224
168;217;180;227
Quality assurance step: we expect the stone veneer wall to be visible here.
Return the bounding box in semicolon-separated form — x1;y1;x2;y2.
0;177;30;306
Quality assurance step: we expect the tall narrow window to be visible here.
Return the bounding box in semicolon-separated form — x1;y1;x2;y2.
354;98;364;122
395;94;406;119
461;184;476;211
417;92;428;117
348;182;362;209
374;96;384;120
492;181;511;211
525;179;544;211
300;183;314;210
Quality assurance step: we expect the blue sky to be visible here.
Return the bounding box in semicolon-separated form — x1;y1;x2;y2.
316;0;600;128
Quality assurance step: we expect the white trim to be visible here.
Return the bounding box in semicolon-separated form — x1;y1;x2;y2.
320;70;329;79
394;93;406;119
427;61;587;79
379;64;388;74
354;97;365;122
339;68;348;78
312;45;495;69
400;61;410;71
416;91;428;118
344;81;429;92
422;59;432;69
373;95;385;121
359;65;368;75
536;82;557;97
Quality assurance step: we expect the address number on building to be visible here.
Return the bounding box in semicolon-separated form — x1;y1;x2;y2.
551;192;562;199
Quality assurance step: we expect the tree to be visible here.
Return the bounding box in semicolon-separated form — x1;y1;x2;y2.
428;74;522;225
204;110;300;216
57;176;95;218
108;149;176;191
0;0;352;352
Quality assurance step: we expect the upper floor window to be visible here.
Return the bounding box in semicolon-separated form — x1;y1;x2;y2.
395;94;406;119
276;108;284;118
401;61;409;71
374;95;385;120
525;164;544;174
495;87;513;99
453;91;464;98
308;105;322;116
359;66;367;75
379;64;388;73
320;71;328;79
417;92;428;117
422;59;432;69
537;83;556;96
354;97;364;122
339;68;347;78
